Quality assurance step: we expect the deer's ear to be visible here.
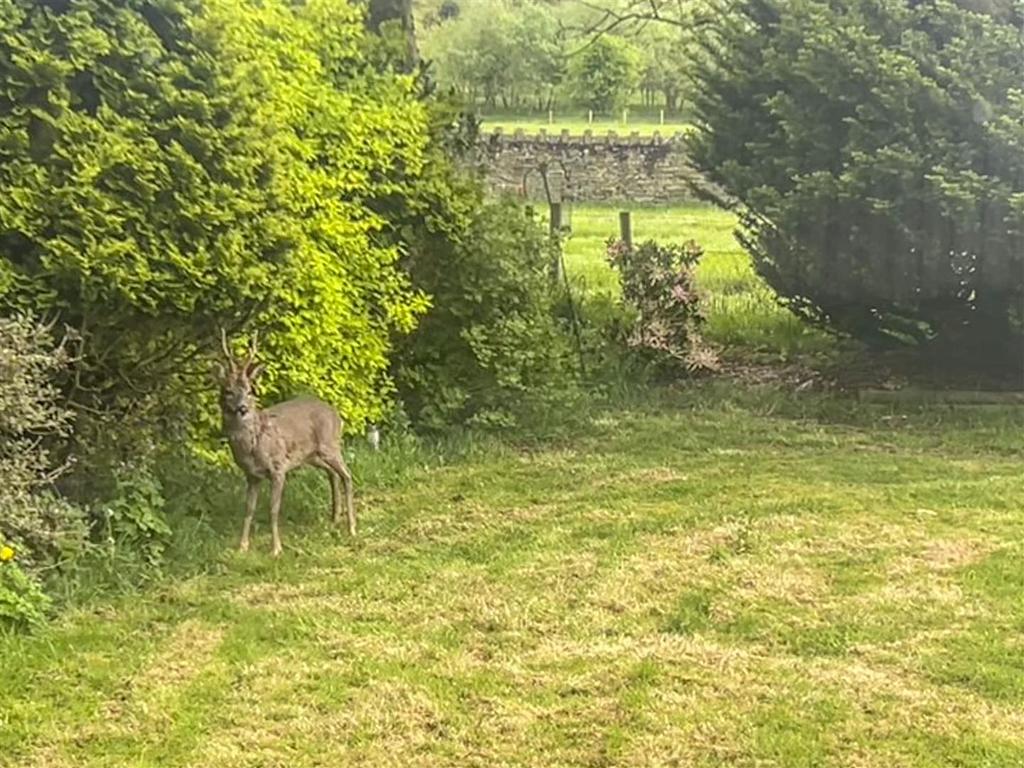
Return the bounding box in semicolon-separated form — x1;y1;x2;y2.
246;362;265;382
212;361;227;383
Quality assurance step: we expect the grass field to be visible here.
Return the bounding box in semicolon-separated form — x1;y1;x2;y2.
556;203;833;359
3;387;1024;766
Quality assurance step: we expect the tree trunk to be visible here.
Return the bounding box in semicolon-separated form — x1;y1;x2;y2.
366;0;418;70
664;87;679;113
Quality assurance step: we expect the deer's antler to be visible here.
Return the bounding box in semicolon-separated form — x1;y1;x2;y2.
245;329;259;370
219;327;234;362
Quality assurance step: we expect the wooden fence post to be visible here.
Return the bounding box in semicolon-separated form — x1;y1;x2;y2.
619;210;633;248
550;202;563;235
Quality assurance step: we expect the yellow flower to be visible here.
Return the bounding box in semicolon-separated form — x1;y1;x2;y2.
0;545;14;562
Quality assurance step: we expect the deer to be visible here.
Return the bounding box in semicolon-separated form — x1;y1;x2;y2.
215;329;355;557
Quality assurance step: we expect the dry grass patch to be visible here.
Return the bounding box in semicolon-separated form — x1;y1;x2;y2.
888;537;996;576
127;618;225;700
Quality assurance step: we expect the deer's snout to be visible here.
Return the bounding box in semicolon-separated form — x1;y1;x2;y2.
222;393;251;418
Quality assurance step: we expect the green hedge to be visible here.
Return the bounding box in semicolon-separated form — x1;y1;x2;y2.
0;0;430;448
690;0;1024;361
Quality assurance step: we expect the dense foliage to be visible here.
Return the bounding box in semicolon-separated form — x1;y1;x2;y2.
689;0;1024;362
341;76;581;431
0;316;85;628
420;0;565;110
0;0;499;625
569;36;640;113
418;0;691;115
396;199;579;430
636;25;692;112
0;0;429;457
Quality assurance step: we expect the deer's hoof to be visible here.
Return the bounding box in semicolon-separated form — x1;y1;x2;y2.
271;545;283;558
239;541;250;553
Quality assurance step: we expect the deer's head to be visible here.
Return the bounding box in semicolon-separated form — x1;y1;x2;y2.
216;329;264;422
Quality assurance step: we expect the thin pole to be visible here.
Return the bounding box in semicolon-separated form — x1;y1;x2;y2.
619;210;633;248
549;202;564;282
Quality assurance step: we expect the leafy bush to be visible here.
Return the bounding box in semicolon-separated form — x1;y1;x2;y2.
0;316;87;572
359;87;580;432
91;464;171;572
689;0;1024;364
0;0;431;459
0;314;86;628
395;200;580;430
0;556;51;631
606;239;717;373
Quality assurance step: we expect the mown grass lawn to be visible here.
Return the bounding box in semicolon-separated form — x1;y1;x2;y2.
3;387;1024;767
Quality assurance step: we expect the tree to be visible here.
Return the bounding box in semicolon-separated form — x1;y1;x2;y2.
688;0;1024;366
0;0;431;460
367;0;418;68
636;25;691;112
439;0;460;21
511;3;567;111
421;3;514;106
569;35;639;113
419;0;565;110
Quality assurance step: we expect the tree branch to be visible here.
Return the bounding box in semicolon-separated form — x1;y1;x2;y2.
564;0;725;57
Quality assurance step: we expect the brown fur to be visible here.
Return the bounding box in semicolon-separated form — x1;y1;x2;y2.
216;331;355;557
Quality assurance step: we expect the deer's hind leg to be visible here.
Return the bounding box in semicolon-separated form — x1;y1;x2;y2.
312;458;343;525
320;452;355;536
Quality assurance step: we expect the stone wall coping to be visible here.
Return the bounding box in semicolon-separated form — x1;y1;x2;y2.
484;128;688;146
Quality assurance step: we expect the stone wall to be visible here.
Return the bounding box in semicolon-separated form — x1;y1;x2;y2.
473;129;706;204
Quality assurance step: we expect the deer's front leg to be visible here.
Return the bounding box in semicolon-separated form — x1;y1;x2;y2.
239;478;260;553
269;472;286;558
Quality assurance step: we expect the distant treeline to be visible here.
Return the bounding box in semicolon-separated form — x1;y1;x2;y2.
417;0;694;114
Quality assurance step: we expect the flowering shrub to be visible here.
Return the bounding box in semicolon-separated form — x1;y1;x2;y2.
605;238;718;372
